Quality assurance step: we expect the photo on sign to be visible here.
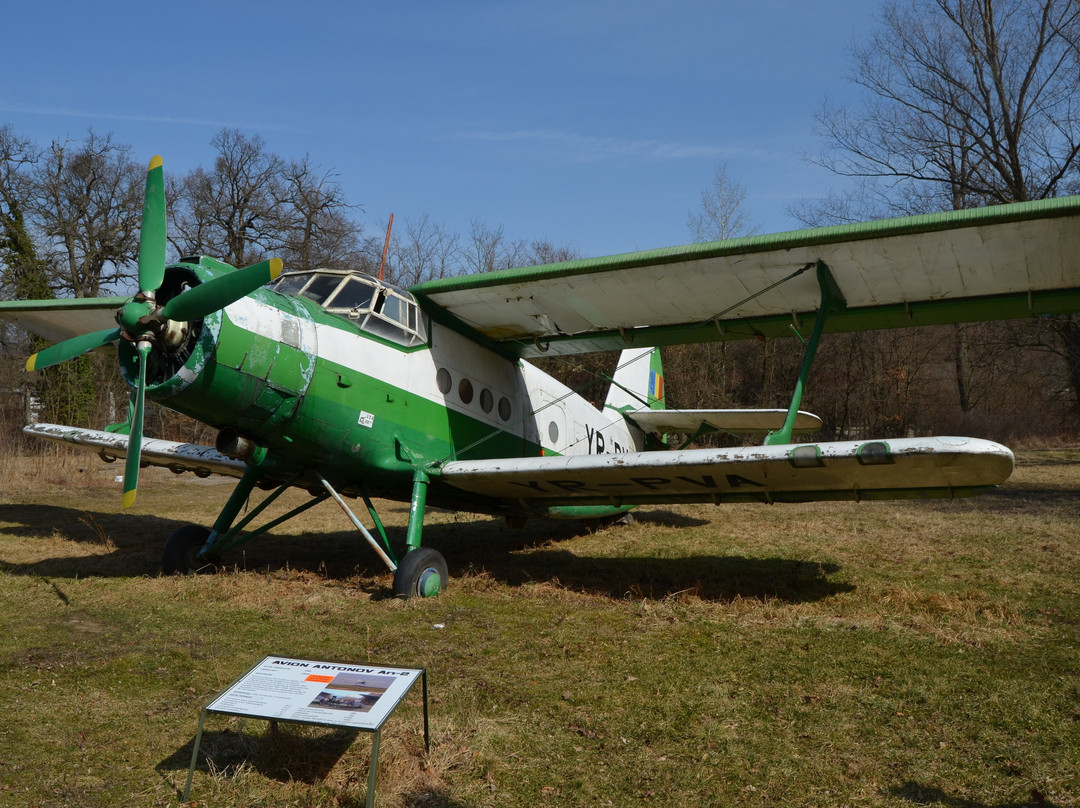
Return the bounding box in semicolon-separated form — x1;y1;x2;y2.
308;672;396;714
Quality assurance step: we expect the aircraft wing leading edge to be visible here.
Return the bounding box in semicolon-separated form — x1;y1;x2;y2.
436;436;1014;507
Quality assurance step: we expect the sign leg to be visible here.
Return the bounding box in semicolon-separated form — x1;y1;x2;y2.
182;710;208;801
366;730;381;808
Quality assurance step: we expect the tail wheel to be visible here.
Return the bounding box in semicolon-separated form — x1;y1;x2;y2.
393;547;448;598
163;525;215;575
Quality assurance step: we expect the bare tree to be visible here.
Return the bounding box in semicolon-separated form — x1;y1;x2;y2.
169;129;284;267
32;130;142;298
816;0;1080;211
687;163;758;241
464;219;524;274
384;213;461;286
272;156;363;271
520;239;580;266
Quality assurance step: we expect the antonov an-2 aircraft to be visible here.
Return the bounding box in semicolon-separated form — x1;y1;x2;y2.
2;157;1079;597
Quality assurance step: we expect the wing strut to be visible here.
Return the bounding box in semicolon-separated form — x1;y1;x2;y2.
764;261;847;446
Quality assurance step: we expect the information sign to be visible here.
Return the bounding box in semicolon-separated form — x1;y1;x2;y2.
206;655;423;730
183;655;428;806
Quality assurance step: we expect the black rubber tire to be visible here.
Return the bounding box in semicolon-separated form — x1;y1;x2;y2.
162;525;213;575
393;547;448;598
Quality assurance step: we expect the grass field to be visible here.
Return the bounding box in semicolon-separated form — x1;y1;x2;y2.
0;449;1077;807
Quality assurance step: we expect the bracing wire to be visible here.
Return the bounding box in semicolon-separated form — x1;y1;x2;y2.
430;262;815;466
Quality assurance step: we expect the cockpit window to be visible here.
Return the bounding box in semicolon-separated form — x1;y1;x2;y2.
301;274;345;305
273;269;427;347
326;278;376;311
273;272;314;296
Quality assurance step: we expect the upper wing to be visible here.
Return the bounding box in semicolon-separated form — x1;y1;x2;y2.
625;408;822;436
24;423;247;479
437;436;1014;507
412;197;1080;357
0;298;127;346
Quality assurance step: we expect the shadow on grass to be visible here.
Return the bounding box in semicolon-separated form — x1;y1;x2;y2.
0;503;851;604
160;723;468;807
159;723;359;785
464;548;852;602
933;483;1080;519
887;780;1062;807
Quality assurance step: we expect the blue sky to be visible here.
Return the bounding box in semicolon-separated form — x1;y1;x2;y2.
2;0;880;259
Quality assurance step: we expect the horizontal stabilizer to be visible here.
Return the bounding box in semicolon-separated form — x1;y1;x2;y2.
24;423;246;480
438;436;1013;506
626;408;822;436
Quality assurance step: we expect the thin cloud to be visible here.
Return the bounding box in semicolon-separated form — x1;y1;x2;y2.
452;128;758;161
0;102;310;134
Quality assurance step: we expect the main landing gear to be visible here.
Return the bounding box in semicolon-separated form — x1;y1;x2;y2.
160;464;449;598
162;525;216;574
393;547;449;599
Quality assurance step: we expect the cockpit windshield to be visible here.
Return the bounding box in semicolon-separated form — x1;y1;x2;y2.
272;270;428;347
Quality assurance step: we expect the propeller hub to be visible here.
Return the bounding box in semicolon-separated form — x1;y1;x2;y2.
116;298;155;335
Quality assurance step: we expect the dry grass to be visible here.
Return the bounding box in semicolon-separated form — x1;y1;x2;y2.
1;447;1078;806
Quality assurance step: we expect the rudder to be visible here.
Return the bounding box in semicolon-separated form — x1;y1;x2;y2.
604;347;665;414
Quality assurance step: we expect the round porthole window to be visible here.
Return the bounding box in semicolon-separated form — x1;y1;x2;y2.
436;367;452;395
498;396;512;421
459;378;474;404
480;388;494;413
548;421;560;443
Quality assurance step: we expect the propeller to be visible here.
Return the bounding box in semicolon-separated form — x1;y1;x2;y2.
25;155;284;508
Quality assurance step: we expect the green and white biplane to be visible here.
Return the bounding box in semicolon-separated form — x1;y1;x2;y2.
2;156;1077;597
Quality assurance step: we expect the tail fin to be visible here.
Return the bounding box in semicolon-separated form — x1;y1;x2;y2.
604;347;665;414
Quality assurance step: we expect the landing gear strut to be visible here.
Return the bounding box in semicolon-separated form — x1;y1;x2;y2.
161;463;451;597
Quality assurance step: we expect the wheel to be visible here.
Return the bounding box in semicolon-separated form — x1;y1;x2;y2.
393;547;448;598
162;525;214;575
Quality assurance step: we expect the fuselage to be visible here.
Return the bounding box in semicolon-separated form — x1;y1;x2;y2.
128;259;644;514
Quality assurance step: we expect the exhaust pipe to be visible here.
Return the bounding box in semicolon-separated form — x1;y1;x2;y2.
216;428;261;461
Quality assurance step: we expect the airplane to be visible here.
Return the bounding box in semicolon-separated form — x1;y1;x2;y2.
2;156;1079;598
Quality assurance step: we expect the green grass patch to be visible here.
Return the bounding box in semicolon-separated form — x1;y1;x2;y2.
0;451;1077;806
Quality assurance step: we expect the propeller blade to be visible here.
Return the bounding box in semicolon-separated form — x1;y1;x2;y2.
138;156;167;295
26;327;122;372
122;341;150;509
161;257;283;322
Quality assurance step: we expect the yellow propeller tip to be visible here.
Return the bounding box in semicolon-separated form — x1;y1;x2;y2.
122;489;137;509
269;257;284;280
148;155;163;171
25;354;37;372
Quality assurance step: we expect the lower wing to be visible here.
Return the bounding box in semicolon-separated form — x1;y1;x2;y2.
25;423;246;479
436;436;1014;506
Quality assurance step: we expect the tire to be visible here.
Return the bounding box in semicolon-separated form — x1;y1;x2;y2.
393;547;448;598
162;525;214;575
